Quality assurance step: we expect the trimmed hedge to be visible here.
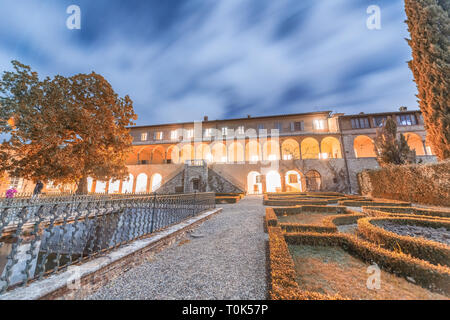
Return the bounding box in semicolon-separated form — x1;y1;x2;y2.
284;232;450;295
272;205;348;216
358;160;450;207
280;211;366;234
362;206;450;219
338;200;411;207
267;226;344;300
357;217;450;267
265;208;279;229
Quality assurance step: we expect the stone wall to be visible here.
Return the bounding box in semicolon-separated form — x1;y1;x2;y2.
358;160;450;206
207;169;243;193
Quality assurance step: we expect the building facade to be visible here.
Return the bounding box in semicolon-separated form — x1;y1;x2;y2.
0;108;437;195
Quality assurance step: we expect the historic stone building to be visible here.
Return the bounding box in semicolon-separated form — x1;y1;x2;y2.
98;108;435;195
0;108;436;195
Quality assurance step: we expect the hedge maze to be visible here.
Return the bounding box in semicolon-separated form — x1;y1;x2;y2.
264;192;450;299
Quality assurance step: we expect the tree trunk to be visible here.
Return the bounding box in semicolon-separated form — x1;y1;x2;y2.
76;176;89;195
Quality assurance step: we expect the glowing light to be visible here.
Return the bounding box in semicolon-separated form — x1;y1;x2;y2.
320;153;328;159
251;155;259;162
268;154;277;161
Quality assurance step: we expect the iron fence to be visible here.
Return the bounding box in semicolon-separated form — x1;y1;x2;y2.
0;192;215;293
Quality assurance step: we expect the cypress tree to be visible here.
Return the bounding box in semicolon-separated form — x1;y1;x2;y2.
404;0;450;160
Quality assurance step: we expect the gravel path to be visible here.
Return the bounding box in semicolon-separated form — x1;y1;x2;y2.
86;195;268;300
377;222;450;245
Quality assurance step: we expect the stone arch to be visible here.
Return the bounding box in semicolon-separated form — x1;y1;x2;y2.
211;142;227;163
121;173;134;193
180;144;194;163
138;147;152;164
247;171;262;194
285;170;303;192
403;132;425;156
321;137;342;159
108;179;120;194
151;173;162;191
305;170;321;191
353;135;376;158
196;143;212;162
246;140;261;163
263;140;280;161
301;137;320;159
167;145;179;164
228;141;244;163
135;173;148;193
87;177;94;193
152;146;165;164
126;148;139;165
266;170;282;193
281;139;300;160
95;180;107;193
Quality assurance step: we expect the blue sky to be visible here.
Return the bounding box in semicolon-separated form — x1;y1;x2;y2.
0;0;418;126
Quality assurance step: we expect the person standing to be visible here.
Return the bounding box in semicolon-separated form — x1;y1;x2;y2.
32;180;44;199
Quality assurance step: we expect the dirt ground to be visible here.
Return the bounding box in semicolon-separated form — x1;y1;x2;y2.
288;244;448;300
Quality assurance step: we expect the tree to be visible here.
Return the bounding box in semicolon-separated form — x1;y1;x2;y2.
374;117;416;167
404;0;450;160
0;60;137;194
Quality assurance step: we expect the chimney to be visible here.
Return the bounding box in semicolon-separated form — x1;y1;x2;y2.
247;115;251;118
399;106;408;112
204;116;208;121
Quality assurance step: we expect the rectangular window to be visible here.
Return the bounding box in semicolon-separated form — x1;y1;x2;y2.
141;132;147;141
293;121;304;131
170;130;178;140
154;131;163;140
373;116;387;127
204;128;213;137
313;119;325;130
288;174;298;183
186;129;194;139
274;122;282;132
221;127;228;136
351;117;370;129
236;126;245;135
397;114;417;126
257;124;264;131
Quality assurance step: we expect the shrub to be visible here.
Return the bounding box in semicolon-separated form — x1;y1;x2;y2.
362;206;450;220
357;217;450;267
358;160;450;207
267;226;345;300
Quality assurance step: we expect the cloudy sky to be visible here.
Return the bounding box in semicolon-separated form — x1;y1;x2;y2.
0;0;418;126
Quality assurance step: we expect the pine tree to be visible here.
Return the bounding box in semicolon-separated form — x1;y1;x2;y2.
404;0;450;160
0;61;137;194
374;117;416;167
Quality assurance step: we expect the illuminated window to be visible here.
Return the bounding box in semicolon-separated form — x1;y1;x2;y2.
257;124;264;131
236;126;245;135
186;129;194;139
288;174;298;184
283;154;293;160
313;120;325;130
170;130;178;140
268;154;277;161
204;128;213;137
154;131;163;140
251;155;259;162
221;127;228;136
141;132;147;141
